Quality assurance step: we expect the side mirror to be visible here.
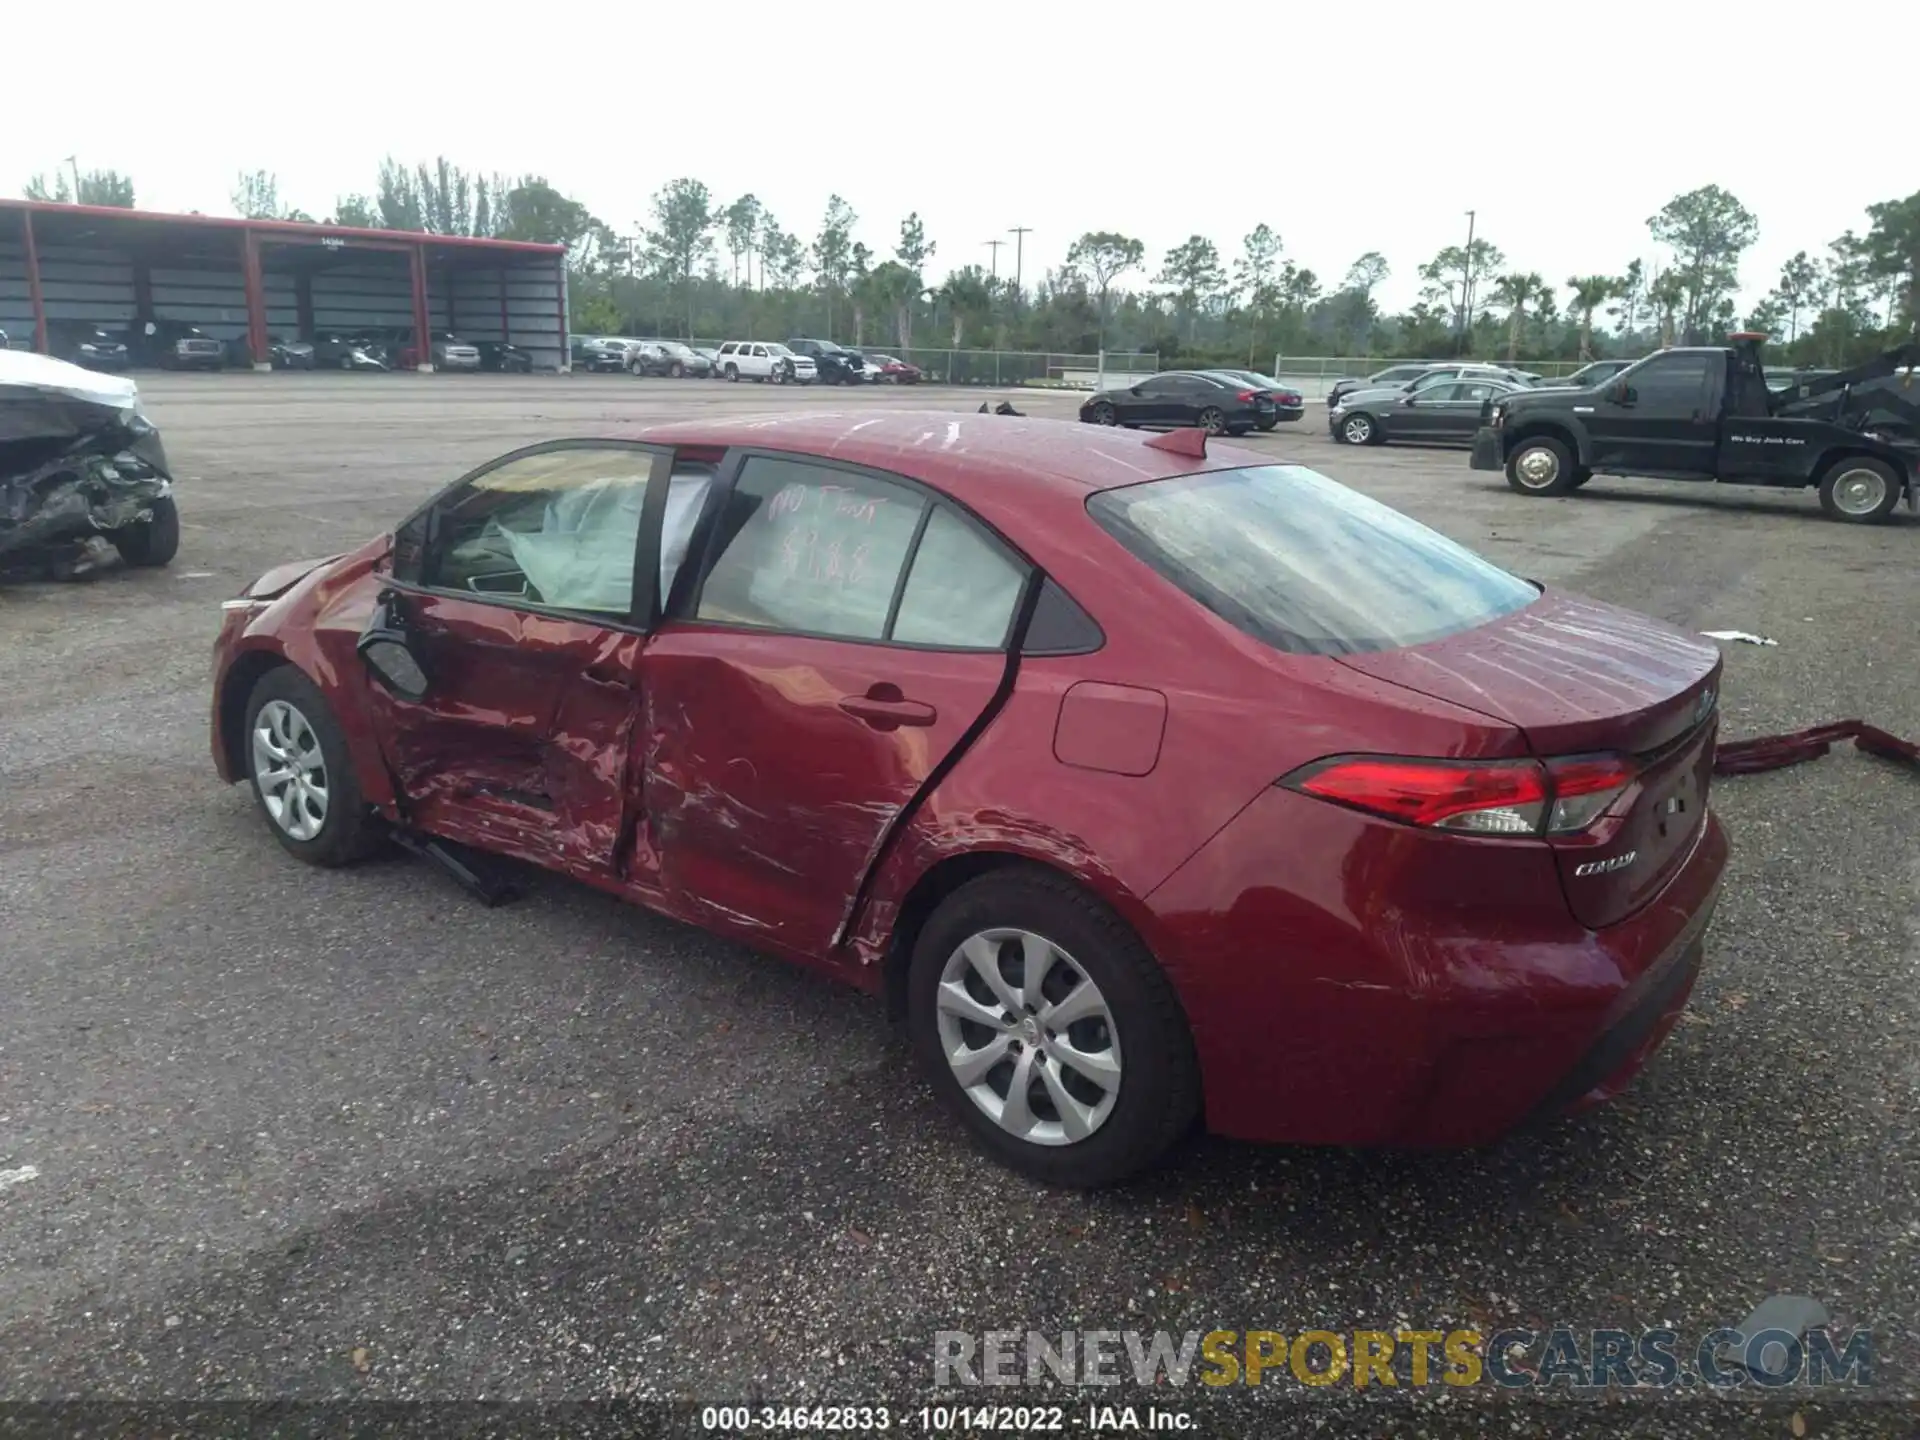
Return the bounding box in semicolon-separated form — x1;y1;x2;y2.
357;591;429;700
1607;383;1635;405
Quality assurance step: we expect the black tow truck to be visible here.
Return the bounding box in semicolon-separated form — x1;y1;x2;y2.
1471;334;1920;523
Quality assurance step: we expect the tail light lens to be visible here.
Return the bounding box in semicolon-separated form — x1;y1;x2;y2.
1236;390;1257;401
1284;754;1637;837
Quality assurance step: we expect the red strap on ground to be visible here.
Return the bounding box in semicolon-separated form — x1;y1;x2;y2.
1714;721;1920;776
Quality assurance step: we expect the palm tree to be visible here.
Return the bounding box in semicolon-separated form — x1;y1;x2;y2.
1489;271;1548;362
1566;275;1619;360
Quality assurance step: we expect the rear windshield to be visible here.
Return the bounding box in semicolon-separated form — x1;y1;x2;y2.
1086;464;1537;656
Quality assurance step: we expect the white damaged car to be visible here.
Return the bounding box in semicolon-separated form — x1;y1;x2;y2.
0;349;178;573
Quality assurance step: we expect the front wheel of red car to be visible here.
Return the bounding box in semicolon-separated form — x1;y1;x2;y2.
243;666;383;867
907;869;1199;1188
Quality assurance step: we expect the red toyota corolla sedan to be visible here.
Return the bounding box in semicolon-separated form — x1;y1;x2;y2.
209;412;1728;1187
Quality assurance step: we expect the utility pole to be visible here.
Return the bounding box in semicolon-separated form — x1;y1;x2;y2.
1008;226;1032;306
984;238;1004;281
64;155;80;201
1457;209;1476;355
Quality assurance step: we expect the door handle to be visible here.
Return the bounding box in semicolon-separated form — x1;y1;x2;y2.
839;685;937;730
582;663;633;692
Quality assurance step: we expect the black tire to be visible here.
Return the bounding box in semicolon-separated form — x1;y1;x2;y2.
769;364;786;386
1504;435;1578;496
907;868;1200;1188
628;360;644;376
241;666;384;867
1568;469;1593;489
110;494;180;568
1087;400;1116;426
1817;456;1903;524
724;363;740;382
1196;406;1227;436
1339;411;1379;446
670;361;684;378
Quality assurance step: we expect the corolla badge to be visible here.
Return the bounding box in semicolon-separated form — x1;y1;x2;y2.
1574;851;1638;877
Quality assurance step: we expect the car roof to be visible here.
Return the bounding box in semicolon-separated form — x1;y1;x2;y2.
624;410;1253;516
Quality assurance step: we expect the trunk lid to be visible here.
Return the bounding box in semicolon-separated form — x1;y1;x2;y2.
1339;590;1721;929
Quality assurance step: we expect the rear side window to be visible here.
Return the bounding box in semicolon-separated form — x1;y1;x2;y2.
1087;464;1537;656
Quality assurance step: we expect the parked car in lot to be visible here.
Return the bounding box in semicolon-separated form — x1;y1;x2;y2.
475;341;533;373
1539;359;1637;390
691;346;720;374
1079;370;1276;435
785;337;868;384
208;413;1728;1186
572;336;634;373
1206;370;1305;426
132;319;225;370
639;340;712;378
391;330;480;371
1325;362;1527;410
313;331;391;371
1;348;178;571
1331;376;1526;446
43;320;131;372
864;354;922;384
713;340;816;384
223;334;317;370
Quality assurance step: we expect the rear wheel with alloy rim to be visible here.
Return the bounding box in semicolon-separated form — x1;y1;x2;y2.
1087;400;1116;425
1818;457;1901;523
243;666;382;866
1340;412;1377;445
908;868;1199;1187
1197;407;1227;435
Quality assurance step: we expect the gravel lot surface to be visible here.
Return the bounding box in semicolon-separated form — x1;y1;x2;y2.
2;373;1915;1436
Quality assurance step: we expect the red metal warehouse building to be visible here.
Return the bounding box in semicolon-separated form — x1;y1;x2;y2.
0;200;569;371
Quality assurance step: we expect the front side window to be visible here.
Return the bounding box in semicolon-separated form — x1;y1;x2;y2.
421;446;659;617
1628;353;1715;410
1087;464;1537;657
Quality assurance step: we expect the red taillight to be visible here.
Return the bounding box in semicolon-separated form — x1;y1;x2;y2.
1542;754;1638;833
1285;754;1637;837
1237;389;1257;401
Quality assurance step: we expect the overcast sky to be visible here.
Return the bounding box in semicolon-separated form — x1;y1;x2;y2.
6;2;1911;312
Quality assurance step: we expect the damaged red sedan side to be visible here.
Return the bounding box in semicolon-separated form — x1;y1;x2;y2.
209;412;1727;1187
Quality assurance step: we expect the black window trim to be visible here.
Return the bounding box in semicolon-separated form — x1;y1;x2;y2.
675;446;1043;655
386;437;675;634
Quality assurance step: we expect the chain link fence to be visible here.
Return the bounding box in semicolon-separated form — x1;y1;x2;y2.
675;340;1158;389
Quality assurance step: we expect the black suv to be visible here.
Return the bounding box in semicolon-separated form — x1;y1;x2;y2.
44;320;132;371
785;338;866;384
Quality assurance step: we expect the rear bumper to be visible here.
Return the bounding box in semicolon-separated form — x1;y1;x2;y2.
1147;784;1731;1149
1470;426;1503;471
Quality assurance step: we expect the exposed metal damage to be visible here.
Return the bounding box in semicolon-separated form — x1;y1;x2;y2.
0;350;177;576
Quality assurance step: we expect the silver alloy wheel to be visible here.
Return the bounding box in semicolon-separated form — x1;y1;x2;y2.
1342;414;1374;444
1091;402;1115;425
1514;443;1560;488
251;699;329;842
1199;408;1226;435
1830;466;1888;516
934;928;1122;1147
